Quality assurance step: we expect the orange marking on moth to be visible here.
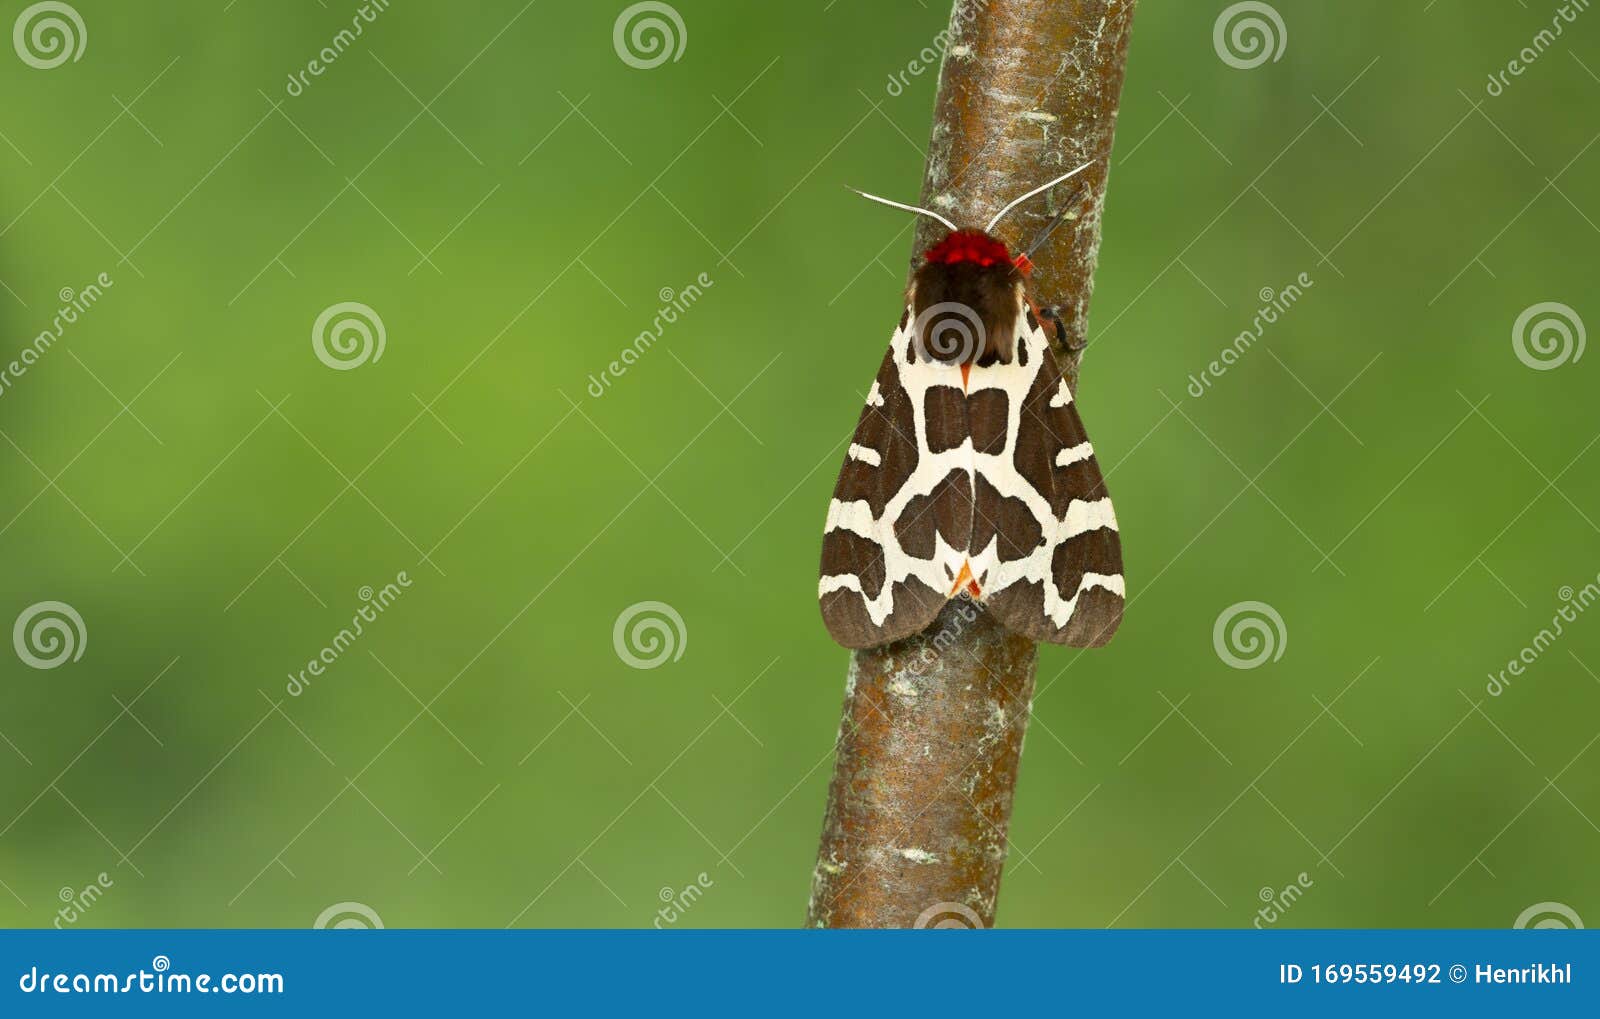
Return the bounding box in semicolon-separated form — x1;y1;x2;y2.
949;560;980;598
960;363;971;391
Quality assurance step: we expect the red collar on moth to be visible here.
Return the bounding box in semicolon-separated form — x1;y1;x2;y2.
922;230;1031;275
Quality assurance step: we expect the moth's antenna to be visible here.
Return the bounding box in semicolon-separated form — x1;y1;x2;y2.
984;160;1094;233
847;187;959;233
1019;185;1085;263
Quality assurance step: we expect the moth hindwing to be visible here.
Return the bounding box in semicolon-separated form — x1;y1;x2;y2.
818;229;1124;649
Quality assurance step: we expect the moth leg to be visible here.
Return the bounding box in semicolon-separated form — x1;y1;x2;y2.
1039;304;1084;353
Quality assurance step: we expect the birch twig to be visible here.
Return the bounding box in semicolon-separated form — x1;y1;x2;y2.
806;0;1137;929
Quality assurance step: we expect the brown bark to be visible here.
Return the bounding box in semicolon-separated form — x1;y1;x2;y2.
806;0;1136;929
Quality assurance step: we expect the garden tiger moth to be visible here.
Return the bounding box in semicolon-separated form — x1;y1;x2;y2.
819;162;1124;649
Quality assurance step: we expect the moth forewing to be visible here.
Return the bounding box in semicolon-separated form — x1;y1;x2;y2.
974;308;1124;647
818;313;961;649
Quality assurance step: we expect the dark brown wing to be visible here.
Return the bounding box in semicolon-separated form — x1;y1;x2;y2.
818;311;969;649
976;320;1124;646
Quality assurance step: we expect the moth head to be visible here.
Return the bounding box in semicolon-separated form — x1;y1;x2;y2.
847;159;1094;367
910;229;1026;366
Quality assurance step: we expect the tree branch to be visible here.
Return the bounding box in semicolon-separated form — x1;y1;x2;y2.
806;0;1136;929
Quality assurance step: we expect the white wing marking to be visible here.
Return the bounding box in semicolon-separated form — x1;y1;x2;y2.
1062;496;1118;537
1055;441;1094;467
847;443;882;467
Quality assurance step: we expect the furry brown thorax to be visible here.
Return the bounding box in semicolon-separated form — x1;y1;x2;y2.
911;229;1027;367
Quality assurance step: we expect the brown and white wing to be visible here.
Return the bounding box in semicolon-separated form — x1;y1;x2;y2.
971;308;1124;646
819;310;973;649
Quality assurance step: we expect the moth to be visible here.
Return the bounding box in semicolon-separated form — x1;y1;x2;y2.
818;162;1124;650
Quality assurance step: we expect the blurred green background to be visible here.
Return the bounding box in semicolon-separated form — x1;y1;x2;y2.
1;0;1597;929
